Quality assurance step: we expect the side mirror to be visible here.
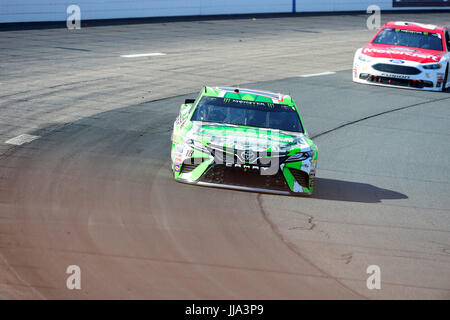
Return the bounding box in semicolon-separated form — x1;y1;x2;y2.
185;99;195;104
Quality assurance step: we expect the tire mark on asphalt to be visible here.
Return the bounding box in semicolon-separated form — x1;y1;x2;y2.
256;194;368;299
0;244;342;281
311;95;450;140
0;77;120;100
0;252;46;300
53;46;91;52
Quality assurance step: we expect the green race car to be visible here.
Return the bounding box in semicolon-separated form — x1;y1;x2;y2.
171;86;318;195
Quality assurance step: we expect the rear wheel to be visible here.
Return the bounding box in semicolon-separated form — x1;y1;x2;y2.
442;64;449;92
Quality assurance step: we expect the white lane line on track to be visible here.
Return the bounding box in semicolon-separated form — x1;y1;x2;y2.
120;52;166;58
5;134;40;146
298;71;336;77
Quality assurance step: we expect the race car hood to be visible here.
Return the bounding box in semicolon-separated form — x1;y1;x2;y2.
187;122;311;153
362;43;444;63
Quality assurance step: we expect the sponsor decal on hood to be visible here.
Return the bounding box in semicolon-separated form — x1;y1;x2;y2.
188;122;310;152
362;44;443;63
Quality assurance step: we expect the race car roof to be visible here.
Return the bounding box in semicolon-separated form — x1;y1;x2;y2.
382;21;447;33
205;86;293;105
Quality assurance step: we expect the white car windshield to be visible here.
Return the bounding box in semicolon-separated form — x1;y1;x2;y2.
373;28;443;51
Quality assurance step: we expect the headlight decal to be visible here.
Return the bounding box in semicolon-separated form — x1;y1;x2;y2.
286;151;314;162
359;54;372;63
423;63;442;70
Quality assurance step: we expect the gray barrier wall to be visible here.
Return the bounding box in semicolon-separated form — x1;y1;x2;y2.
1;0;448;23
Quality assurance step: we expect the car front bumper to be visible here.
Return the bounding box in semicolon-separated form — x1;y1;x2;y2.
173;156;316;196
353;58;446;91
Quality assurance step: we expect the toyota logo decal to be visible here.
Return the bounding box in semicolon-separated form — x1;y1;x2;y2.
241;150;256;163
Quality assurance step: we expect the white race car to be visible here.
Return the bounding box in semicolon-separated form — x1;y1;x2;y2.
353;21;450;91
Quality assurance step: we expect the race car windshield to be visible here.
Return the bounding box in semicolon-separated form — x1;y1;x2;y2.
191;96;304;133
373;28;443;51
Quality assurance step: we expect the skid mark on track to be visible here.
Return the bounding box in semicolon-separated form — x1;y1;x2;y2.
288;216;316;231
341;253;353;265
256;194;367;299
0;252;46;300
0;242;343;281
311;95;450;140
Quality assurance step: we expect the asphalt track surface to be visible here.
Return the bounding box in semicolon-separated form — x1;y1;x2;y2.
1;13;450;299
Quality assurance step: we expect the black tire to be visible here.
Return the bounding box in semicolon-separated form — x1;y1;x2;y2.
442;64;449;92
